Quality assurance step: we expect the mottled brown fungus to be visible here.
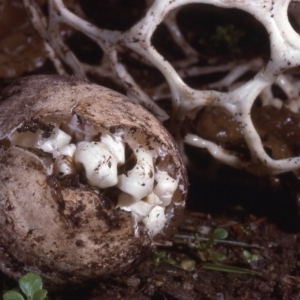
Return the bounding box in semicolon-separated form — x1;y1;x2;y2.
0;75;187;289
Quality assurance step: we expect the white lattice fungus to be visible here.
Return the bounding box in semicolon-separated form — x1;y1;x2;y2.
117;149;154;200
26;0;300;176
118;193;155;223
53;144;77;175
100;134;125;165
117;191;166;235
10;124;179;237
75;141;121;189
73;135;125;188
119;195;166;237
115;148;180;236
116;171;178;236
143;206;166;237
154;171;178;207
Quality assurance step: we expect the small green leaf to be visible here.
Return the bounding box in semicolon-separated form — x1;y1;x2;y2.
154;251;167;265
252;255;258;261
33;289;47;300
241;225;251;235
19;272;43;299
165;259;177;265
3;290;25;300
155;251;166;259
209;251;227;262
180;260;195;271
202;262;260;275
243;250;259;263
212;228;228;240
198;250;207;262
243;250;251;259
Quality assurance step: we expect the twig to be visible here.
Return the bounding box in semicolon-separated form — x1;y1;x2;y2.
169;233;263;249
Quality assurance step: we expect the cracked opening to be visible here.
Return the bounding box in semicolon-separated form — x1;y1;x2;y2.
152;4;270;92
5;113;181;237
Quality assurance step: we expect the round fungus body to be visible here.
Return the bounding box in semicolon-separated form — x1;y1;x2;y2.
0;75;187;289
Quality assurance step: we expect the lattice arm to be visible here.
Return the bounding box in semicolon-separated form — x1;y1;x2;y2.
23;0;300;176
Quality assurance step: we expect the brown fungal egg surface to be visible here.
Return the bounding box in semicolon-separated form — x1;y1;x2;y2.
0;75;187;289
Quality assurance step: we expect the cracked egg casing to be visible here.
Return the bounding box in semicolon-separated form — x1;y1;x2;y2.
0;75;187;289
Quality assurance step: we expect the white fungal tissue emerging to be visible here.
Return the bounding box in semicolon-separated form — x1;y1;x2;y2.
9;115;179;237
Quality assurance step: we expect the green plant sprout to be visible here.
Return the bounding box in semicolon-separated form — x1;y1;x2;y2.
202;263;260;276
243;250;259;263
154;251;195;271
171;228;229;262
210;24;245;53
155;227;262;276
154;228;228;271
3;272;47;300
195;228;228;263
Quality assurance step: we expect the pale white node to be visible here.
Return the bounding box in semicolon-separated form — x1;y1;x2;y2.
53;144;77;175
154;171;178;206
117;150;154;200
75;141;118;188
53;143;77;158
37;129;72;152
101;134;125;165
118;193;154;223
142;206;166;237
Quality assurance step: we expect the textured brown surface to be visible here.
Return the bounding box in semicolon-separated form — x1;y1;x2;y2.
0;75;187;290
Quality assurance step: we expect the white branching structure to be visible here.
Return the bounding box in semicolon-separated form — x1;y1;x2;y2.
23;0;300;176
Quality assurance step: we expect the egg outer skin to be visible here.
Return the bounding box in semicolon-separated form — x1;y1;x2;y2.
0;75;187;289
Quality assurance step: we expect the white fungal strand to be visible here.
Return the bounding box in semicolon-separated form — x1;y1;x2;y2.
10;125;72;151
117;149;155;201
74;141;118;189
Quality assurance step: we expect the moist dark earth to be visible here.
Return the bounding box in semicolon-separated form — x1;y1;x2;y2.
1;1;300;299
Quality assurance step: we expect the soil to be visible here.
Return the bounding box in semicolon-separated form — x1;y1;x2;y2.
2;171;300;300
1;1;300;299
